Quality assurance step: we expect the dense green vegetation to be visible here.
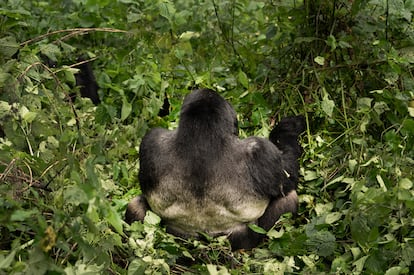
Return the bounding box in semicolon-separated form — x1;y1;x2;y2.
1;0;413;273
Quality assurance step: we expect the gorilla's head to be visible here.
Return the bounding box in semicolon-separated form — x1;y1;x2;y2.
179;89;238;136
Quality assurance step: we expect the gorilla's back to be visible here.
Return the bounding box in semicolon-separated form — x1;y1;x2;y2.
140;128;272;236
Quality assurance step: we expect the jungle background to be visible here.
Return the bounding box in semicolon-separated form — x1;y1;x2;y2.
0;0;413;274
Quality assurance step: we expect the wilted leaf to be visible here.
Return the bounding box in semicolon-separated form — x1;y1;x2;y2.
408;107;414;117
357;97;373;112
399;178;413;189
179;31;200;41
40;226;56;252
321;94;335;117
144;211;161;225
267;228;284;239
314;56;325;65
0;101;11;118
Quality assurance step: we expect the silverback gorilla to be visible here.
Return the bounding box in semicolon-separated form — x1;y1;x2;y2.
125;89;305;249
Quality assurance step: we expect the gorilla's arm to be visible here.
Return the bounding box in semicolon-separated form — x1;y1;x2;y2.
138;128;173;194
242;116;305;233
242;137;291;199
269;115;305;193
125;128;172;224
269;116;305;176
224;137;300;249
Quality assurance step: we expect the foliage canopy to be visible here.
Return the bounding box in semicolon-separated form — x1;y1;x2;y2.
0;0;413;274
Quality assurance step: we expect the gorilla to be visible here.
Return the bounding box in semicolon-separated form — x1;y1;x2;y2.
73;57;100;105
125;89;305;249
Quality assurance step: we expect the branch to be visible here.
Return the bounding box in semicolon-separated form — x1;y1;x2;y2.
20;27;128;47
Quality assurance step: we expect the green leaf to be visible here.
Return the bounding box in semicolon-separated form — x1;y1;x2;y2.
10;209;38;221
338;40;352;49
248;223;267;234
64;184;89;206
238;70;249;88
294;37;318;44
158;0;176;22
0;249;16;269
325;212;342;224
353;256;369;273
20;105;37;123
127;259;147;274
174;41;193;59
315;203;333;216
351;215;371;244
304;170;319;181
0;36;19;59
326;35;337;51
39;43;61;62
63;66;77;86
306;230;336;257
121;99;132;121
373;101;389;115
331;255;350;274
385;266;404;275
107;206;123;234
64;262;105;274
206;264;230;275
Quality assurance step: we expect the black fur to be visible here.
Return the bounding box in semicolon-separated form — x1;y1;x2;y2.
126;89;305;249
73;58;100;105
158;93;170;117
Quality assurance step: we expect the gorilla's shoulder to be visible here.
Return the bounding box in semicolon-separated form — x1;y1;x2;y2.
140;128;175;155
142;128;174;143
239;136;281;157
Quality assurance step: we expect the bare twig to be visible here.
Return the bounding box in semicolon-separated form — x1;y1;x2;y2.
0;159;16;181
20;27;128;47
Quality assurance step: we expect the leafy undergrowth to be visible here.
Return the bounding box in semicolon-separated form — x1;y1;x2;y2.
1;0;413;274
